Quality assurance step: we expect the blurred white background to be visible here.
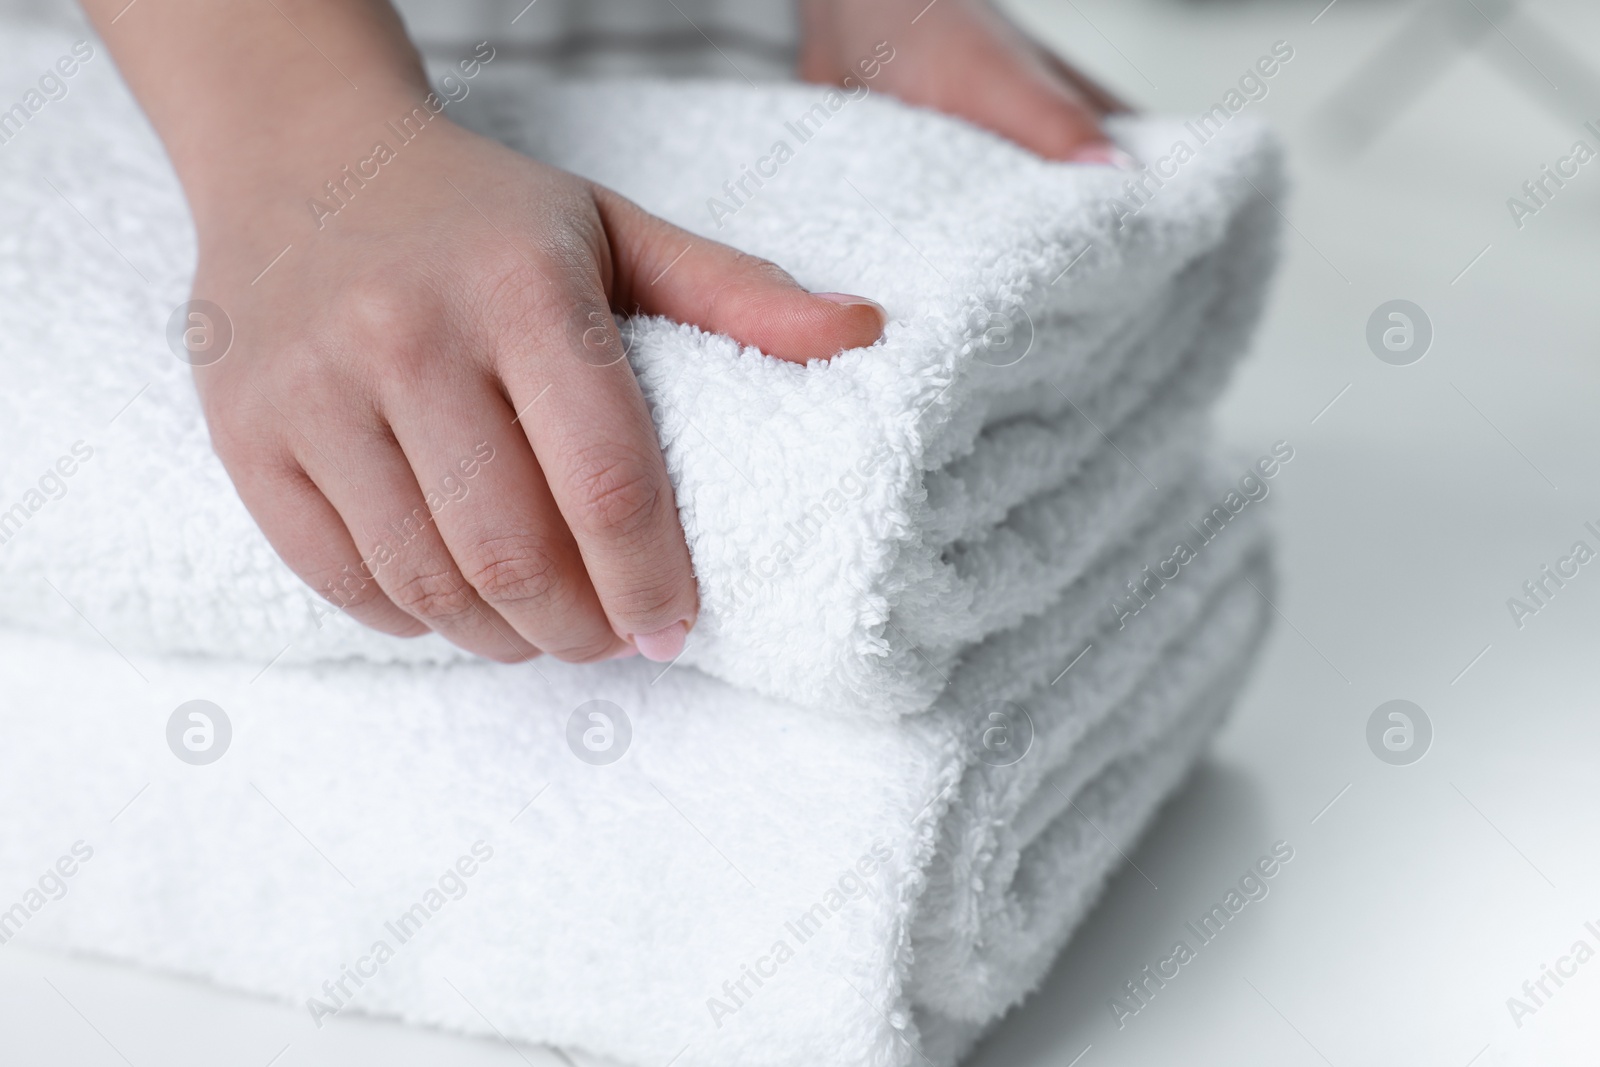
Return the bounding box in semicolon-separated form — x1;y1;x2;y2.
4;0;1599;1064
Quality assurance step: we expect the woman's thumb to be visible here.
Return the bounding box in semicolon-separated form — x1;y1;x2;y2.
595;189;886;364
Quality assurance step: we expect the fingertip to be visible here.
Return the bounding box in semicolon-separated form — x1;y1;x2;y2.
631;621;687;663
1067;142;1137;168
812;292;888;350
753;292;886;364
813;292;887;318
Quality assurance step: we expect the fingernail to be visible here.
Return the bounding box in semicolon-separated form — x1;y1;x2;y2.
813;292;888;326
631;622;687;663
1069;142;1136;168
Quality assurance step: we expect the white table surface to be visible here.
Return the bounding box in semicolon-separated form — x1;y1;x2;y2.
5;0;1600;1063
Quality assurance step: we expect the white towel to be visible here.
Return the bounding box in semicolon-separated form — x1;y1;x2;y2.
0;527;1271;1067
0;26;1279;718
0;21;1282;1067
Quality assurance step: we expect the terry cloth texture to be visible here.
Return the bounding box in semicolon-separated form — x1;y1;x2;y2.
0;540;1273;1067
0;28;1282;719
0;18;1282;1067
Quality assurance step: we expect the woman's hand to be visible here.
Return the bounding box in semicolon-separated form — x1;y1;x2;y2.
194;118;884;664
799;0;1130;162
82;0;884;664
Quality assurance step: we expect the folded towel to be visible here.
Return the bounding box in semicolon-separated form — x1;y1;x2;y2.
0;22;1282;1067
0;28;1280;718
0;491;1271;1067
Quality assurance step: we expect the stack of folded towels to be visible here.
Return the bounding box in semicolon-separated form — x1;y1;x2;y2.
0;23;1281;1067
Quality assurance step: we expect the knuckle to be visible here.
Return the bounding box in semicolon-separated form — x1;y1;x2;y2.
719;251;794;301
337;275;438;343
735;251;794;289
465;537;562;607
358;593;432;636
388;566;477;623
332;278;446;381
301;560;431;635
279;343;355;399
315;566;384;612
698;251;796;324
484;276;594;361
566;444;666;541
482;256;552;312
